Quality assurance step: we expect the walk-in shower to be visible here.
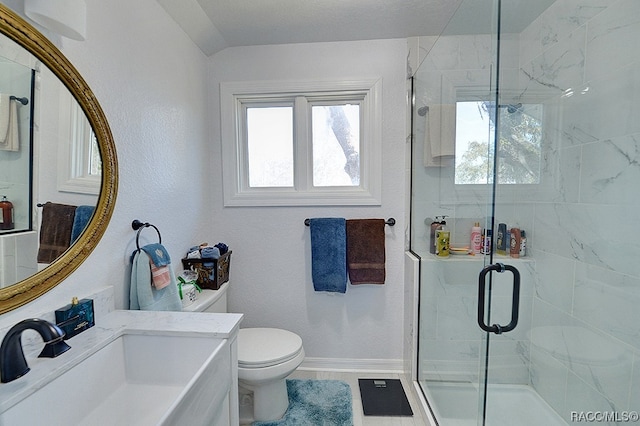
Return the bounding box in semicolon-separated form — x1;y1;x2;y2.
410;0;640;424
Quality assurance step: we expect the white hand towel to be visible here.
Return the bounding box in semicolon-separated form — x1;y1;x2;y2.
0;95;20;151
423;104;456;167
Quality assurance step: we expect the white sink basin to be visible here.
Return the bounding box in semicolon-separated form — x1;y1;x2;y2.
2;332;231;425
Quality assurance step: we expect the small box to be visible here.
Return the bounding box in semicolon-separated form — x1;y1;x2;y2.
181;251;231;290
55;297;95;340
179;283;198;308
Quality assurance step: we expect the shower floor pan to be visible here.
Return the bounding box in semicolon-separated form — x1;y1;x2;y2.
422;382;567;426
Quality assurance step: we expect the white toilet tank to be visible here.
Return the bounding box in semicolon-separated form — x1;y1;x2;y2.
182;283;229;313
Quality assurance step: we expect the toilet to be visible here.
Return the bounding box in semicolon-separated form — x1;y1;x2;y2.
237;327;305;421
183;285;305;423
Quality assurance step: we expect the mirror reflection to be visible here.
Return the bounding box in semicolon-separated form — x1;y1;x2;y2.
0;31;100;289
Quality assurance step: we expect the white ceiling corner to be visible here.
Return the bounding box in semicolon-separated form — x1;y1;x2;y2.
158;0;556;57
156;0;227;56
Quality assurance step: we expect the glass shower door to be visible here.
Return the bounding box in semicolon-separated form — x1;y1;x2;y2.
410;1;500;424
415;0;640;425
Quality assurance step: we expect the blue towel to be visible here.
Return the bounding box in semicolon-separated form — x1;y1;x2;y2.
70;205;95;243
200;246;220;268
309;218;347;293
129;245;182;311
141;243;171;267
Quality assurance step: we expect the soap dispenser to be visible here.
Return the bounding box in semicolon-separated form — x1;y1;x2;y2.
428;217;442;254
0;196;14;230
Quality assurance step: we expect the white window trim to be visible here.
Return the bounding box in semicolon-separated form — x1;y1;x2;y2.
220;78;382;207
57;91;100;195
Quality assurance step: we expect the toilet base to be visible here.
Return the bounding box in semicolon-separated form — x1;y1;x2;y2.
239;378;290;422
238;387;255;425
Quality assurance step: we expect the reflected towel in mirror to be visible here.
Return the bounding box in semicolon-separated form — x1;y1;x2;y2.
37;202;76;263
70;205;95;243
0;94;19;151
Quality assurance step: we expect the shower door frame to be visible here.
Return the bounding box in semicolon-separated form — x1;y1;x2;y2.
410;1;518;424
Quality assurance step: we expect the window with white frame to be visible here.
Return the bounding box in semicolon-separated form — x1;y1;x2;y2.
57;92;101;195
220;79;382;206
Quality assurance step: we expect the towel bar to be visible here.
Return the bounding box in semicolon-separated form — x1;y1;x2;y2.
9;96;28;105
304;218;395;226
131;219;162;250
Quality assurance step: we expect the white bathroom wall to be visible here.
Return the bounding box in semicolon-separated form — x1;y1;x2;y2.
208;40;408;367
0;1;412;372
0;0;211;327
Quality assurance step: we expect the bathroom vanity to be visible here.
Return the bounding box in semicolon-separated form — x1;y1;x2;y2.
0;310;243;425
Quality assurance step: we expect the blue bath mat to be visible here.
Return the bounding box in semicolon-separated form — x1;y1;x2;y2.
252;379;353;426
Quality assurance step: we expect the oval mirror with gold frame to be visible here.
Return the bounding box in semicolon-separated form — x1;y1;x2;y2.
0;4;117;313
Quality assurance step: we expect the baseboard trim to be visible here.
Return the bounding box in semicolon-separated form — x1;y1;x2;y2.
299;357;405;373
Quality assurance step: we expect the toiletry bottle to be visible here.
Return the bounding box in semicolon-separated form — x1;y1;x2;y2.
496;223;507;255
519;230;527;257
481;228;492;255
435;219;450;257
470;222;482;254
0;196;14;230
510;228;521;258
429;217;441;254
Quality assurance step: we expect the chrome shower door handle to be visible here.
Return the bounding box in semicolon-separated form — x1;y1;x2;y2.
477;263;520;334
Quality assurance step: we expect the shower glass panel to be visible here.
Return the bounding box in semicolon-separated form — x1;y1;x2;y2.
412;0;640;425
0;57;33;234
411;0;498;424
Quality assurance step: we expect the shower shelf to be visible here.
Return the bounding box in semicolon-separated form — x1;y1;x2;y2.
423;254;535;263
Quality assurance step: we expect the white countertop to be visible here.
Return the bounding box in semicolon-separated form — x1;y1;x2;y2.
0;310;243;413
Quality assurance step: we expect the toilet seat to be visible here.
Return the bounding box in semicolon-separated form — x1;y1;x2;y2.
238;328;303;369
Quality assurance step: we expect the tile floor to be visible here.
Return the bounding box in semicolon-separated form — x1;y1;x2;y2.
289;369;432;426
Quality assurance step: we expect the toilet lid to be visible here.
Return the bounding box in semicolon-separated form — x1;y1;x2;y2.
238;328;303;368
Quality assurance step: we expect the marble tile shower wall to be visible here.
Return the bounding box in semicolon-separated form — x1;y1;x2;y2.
519;0;640;421
415;32;532;386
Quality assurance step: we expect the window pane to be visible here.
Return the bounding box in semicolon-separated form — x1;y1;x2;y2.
454;101;493;184
312;104;360;187
454;101;542;185
89;131;102;176
246;106;293;187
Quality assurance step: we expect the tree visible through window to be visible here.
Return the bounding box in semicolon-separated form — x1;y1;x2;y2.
455;101;542;185
312;104;360;187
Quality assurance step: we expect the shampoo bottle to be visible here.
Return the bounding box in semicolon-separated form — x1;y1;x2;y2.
519;230;527;257
470;222;482;254
435;218;450;258
0;196;14;230
510;228;521;258
496;223;508;255
481;228;492;254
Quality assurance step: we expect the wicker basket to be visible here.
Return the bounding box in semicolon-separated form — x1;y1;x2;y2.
181;251;231;290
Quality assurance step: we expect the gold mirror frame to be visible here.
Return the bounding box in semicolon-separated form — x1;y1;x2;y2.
0;5;118;313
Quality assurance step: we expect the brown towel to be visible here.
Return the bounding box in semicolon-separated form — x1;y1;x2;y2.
346;219;386;284
37;202;77;263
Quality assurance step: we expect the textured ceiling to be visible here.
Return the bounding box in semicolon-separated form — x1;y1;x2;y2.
157;0;555;56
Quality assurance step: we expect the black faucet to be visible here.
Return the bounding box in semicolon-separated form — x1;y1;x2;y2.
0;318;71;383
